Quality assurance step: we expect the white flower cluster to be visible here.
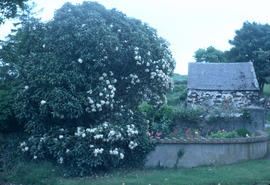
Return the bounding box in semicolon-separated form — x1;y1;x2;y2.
40;100;46;105
59;157;64;164
86;72;117;113
20;141;29;152
93;148;104;157
109;148;119;155
77;58;83;63
128;141;138;150
94;134;103;139
109;148;125;159
107;129;122;141
129;74;140;85
126;124;138;136
74;127;86;137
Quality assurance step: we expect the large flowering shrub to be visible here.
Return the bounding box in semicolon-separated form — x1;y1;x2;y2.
0;2;175;175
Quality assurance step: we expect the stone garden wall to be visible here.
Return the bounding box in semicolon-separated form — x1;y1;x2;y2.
145;131;269;168
174;107;266;135
187;90;259;109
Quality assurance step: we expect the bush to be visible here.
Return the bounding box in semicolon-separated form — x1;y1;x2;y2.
207;130;239;139
174;105;205;123
0;2;174;175
167;84;187;106
19;111;153;176
236;128;250;137
139;103;174;136
0;80;20;133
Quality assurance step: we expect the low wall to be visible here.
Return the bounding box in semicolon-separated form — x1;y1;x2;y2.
174;107;265;135
145;132;268;168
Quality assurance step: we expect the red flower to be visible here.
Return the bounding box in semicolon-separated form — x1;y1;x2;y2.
187;135;190;139
191;135;194;139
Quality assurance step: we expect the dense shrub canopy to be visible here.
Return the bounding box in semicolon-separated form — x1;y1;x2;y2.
1;1;175;132
0;2;175;175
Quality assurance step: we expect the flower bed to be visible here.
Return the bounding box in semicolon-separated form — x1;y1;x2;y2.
145;130;269;168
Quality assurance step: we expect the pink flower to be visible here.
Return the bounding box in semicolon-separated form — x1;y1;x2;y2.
222;129;225;133
185;128;191;135
156;132;162;137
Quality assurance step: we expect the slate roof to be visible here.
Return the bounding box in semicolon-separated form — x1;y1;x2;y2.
187;62;259;91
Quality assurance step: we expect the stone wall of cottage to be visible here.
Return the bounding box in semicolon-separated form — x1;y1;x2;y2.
187;89;259;109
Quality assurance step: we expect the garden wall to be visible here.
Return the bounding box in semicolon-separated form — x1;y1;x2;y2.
145;131;268;168
174;107;265;135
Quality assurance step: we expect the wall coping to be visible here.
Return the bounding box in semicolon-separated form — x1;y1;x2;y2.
151;133;269;144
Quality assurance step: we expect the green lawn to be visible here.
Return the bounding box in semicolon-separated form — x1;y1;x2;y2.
264;84;270;96
2;159;270;185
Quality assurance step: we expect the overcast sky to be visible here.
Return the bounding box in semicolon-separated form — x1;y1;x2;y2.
1;0;270;74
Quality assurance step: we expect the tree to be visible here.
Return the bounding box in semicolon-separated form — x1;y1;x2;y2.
0;0;29;24
228;22;270;90
0;2;175;175
194;46;227;63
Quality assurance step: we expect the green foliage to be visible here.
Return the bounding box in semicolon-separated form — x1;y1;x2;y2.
174;105;205;123
0;2;174;176
0;67;20;132
0;0;29;24
0;1;175;133
171;74;187;85
207;130;239;139
236;128;250;138
194;46;227;63
167;84;187;106
139;103;174;136
177;148;184;159
228;22;270;90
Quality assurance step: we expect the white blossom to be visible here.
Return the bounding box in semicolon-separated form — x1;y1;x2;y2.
88;97;94;104
24;86;29;90
94;134;103;139
93;148;104;156
78;58;83;63
87;90;92;94
128;141;138;149
40;100;46;105
120;153;124;159
59;135;64;139
33;155;37;159
59;157;64;164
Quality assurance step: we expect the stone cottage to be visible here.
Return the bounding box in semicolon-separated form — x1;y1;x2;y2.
187;62;260;109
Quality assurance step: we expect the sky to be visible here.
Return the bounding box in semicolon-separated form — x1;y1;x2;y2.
1;0;270;74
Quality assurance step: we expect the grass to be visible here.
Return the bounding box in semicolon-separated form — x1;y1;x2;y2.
264;84;270;96
2;159;270;185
